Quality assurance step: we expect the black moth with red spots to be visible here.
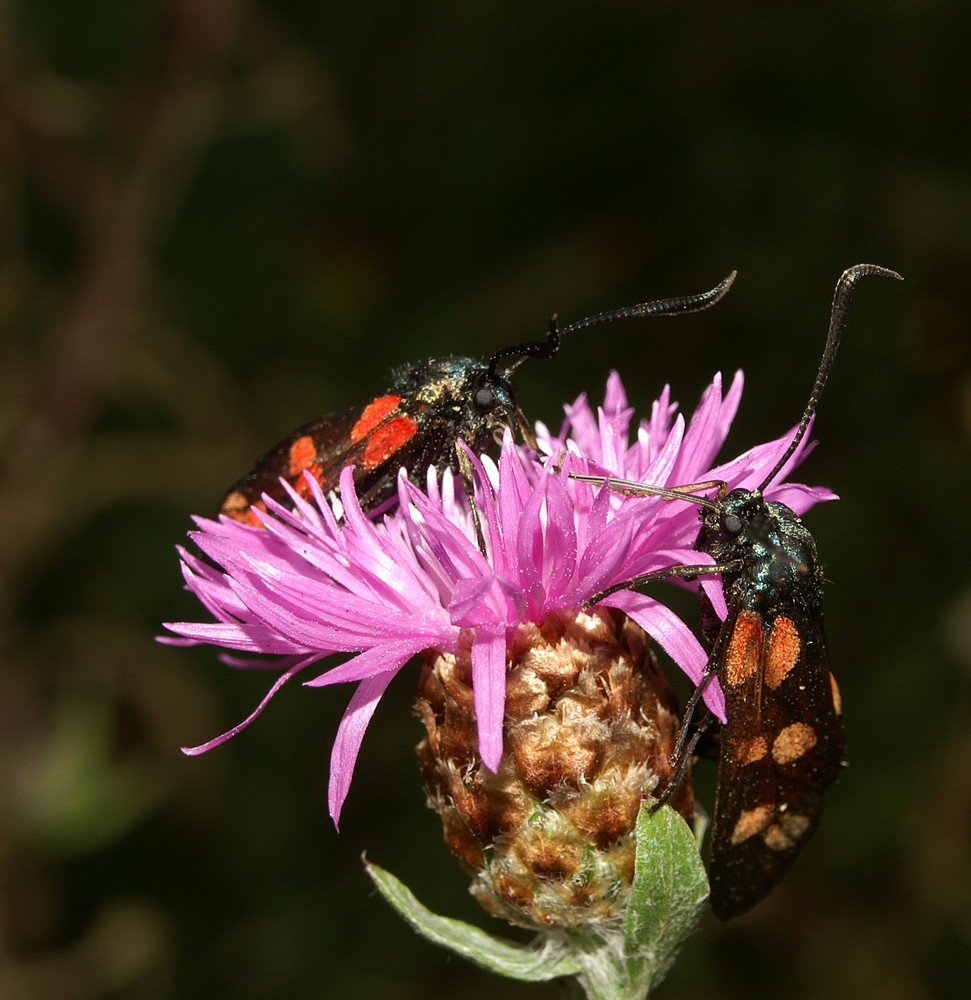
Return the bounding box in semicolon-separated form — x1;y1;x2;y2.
218;354;532;527
218;274;737;551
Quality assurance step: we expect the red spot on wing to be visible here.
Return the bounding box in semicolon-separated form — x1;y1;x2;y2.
361;417;419;468
351;396;404;442
347;395;418;472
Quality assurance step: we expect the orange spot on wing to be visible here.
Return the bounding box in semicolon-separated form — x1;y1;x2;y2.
730;803;774;845
351;395;403;442
737;735;769;764
763;812;812;851
288;435;317;476
765;616;801;689
829;672;842;715
771;722;818;764
724;610;764;686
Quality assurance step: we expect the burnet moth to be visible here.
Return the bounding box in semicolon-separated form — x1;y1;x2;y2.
577;263;902;918
219;272;736;551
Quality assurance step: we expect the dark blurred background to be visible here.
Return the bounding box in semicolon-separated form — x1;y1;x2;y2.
1;2;969;998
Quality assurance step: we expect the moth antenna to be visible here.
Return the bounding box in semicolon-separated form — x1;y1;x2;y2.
568;473;723;512
559;270;736;338
757;263;902;493
487;314;561;377
490;271;737;376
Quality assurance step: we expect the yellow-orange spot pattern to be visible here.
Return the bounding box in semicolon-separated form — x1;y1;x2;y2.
725;610;763;686
765;616;801;689
293;465;324;497
730;803;774;845
771;722;817;764
737;735;769;764
763;813;811;851
221;490;264;527
287;435;317;476
829;672;842;715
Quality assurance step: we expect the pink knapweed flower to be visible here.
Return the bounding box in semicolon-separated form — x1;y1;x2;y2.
164;372;834;827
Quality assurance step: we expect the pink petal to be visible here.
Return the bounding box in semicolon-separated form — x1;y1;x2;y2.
600;589;726;721
471;630;508;772
181;656;316;755
329;671;399;828
305;639;431;687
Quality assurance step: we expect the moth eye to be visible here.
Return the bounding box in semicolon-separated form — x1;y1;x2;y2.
473;385;498;414
723;513;744;536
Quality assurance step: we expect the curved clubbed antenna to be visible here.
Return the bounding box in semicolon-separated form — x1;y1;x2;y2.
489;270;738;377
757;263;903;493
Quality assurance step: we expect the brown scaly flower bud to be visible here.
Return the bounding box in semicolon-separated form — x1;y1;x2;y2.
416;607;695;931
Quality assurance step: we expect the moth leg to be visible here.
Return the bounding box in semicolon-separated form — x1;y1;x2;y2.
585;559;740;607
455;445;489;556
648;712;713;814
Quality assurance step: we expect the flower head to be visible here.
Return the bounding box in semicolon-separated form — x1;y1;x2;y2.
164;372;834;826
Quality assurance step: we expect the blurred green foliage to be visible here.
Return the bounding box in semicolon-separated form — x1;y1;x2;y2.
1;2;969;998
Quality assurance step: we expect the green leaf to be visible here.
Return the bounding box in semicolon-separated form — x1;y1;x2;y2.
623;803;709;988
364;858;583;983
365;807;708;999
